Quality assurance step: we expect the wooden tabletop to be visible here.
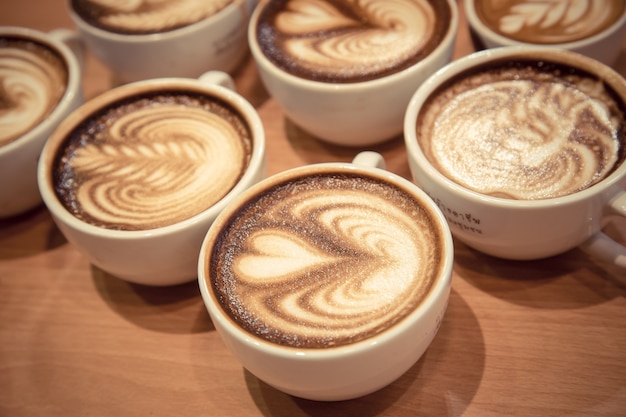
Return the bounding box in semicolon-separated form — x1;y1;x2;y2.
2;1;626;416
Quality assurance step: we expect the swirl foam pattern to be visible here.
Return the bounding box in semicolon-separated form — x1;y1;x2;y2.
55;93;251;230
210;173;443;348
0;39;67;146
418;63;622;200
72;0;233;34
476;0;626;44
257;0;450;82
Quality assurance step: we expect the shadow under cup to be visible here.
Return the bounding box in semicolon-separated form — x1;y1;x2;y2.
404;46;626;266
37;77;266;286
198;160;454;401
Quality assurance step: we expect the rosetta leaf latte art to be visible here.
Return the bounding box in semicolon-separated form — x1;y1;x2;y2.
211;174;443;348
56;94;251;230
476;0;626;44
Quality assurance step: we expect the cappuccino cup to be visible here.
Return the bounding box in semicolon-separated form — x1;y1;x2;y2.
198;151;454;401
248;0;458;146
38;71;266;286
404;46;626;267
0;26;84;218
465;0;626;66
68;0;256;83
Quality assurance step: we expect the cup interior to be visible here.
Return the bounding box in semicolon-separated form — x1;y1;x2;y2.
68;0;248;42
0;27;82;155
247;0;459;91
404;46;626;208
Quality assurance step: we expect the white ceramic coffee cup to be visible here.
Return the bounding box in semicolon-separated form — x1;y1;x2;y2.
69;0;256;84
404;46;626;267
0;26;84;218
465;0;626;66
198;151;454;401
37;71;266;286
248;0;458;146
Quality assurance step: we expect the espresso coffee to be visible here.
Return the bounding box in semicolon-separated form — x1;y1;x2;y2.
53;90;252;231
0;36;67;147
70;0;234;35
415;56;626;200
474;0;626;44
207;170;445;349
255;0;452;83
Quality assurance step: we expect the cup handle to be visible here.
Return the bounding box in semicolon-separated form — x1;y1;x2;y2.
352;151;386;170
49;28;86;72
579;191;626;268
199;71;236;91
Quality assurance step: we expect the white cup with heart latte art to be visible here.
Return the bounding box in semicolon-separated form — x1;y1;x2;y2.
198;152;454;401
38;71;266;286
248;0;458;146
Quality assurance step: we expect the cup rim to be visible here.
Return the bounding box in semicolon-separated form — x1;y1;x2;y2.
464;0;626;49
37;76;266;239
403;45;626;209
247;0;459;91
0;26;82;155
198;161;454;358
68;0;245;42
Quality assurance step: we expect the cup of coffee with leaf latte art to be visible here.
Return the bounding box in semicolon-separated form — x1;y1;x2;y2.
248;0;458;146
465;0;626;66
38;71;266;286
69;0;256;83
404;46;626;266
0;26;84;218
198;151;454;401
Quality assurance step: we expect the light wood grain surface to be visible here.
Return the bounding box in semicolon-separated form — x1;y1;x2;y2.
1;1;626;416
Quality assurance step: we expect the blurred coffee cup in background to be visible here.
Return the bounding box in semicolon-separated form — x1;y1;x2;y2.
68;0;256;83
0;26;84;218
465;0;626;66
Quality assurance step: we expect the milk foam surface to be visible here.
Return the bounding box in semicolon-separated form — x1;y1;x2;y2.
54;91;252;230
71;0;233;34
417;59;624;200
0;37;67;146
256;0;451;82
475;0;626;44
209;173;443;348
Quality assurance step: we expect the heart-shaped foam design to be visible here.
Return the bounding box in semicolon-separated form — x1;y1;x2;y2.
213;176;444;348
236;230;339;282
